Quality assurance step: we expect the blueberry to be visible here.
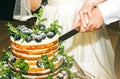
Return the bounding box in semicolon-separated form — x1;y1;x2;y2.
22;29;33;35
16;25;21;29
8;76;15;79
35;35;43;42
36;60;44;68
47;31;55;38
58;46;61;50
31;34;37;39
56;55;61;60
37;31;42;35
10;57;16;63
61;71;67;76
62;59;67;66
10;33;15;37
40;32;46;39
57;73;64;79
25;36;32;42
14;35;21;41
7;46;12;52
20;25;27;29
40;24;46;30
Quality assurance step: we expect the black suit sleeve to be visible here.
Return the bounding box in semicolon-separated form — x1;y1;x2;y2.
0;0;16;20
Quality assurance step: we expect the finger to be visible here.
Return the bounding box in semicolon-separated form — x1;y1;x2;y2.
75;25;81;31
86;25;95;32
84;13;89;26
80;25;87;33
87;11;93;27
84;10;94;31
73;13;81;29
79;11;88;28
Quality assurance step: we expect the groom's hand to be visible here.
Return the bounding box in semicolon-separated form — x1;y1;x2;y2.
73;0;105;33
85;6;104;32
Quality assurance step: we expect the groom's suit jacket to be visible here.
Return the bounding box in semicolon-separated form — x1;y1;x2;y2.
0;0;16;20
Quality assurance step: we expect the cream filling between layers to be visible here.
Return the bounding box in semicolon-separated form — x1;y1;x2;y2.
12;49;59;60
11;43;58;55
8;57;63;73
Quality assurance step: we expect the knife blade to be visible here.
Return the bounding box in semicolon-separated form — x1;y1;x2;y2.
59;29;79;41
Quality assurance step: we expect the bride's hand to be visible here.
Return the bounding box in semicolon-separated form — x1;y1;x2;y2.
73;0;105;32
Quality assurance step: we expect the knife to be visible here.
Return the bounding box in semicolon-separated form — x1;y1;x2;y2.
59;29;79;41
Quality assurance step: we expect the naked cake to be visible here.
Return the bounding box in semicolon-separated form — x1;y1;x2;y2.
0;8;74;79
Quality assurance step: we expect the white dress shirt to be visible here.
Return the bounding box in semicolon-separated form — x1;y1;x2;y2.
98;0;120;24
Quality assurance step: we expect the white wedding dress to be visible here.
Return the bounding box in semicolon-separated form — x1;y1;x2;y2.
40;0;117;79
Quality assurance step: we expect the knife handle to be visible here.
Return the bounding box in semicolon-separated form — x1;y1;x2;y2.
59;29;79;41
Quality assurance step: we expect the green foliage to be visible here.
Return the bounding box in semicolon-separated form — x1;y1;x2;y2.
0;62;23;79
47;75;53;79
60;55;75;79
7;22;19;35
0;49;11;61
0;49;29;79
46;20;63;34
6;22;29;42
15;73;23;79
39;55;55;72
13;59;29;74
7;8;63;42
33;8;47;26
33;8;62;34
52;56;58;62
58;42;64;55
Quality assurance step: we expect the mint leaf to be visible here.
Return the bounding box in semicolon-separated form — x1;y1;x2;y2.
13;59;29;74
47;75;53;79
52;56;58;62
49;62;55;72
0;71;5;75
70;73;75;79
16;73;22;79
0;77;8;79
66;56;74;62
41;55;49;61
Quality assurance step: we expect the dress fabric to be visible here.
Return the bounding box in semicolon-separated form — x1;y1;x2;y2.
41;0;117;79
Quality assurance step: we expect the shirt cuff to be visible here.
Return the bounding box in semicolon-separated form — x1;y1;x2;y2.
98;0;119;25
